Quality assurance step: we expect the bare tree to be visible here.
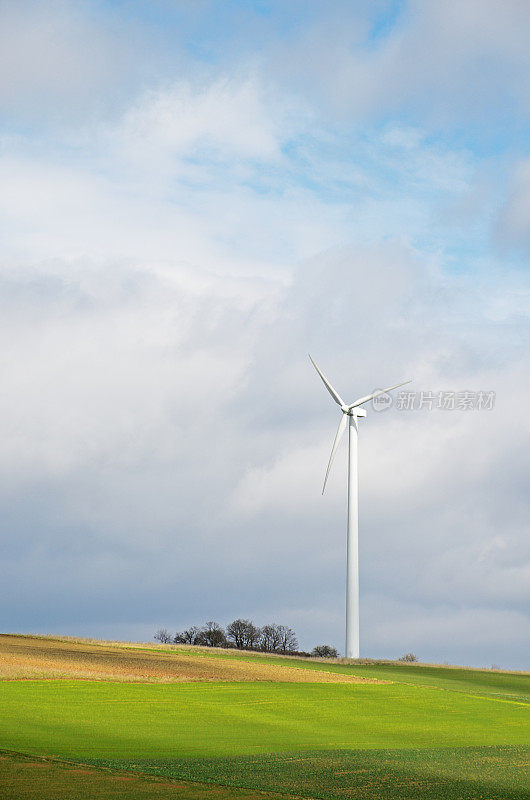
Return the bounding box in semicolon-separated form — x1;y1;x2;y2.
259;624;283;652
243;621;261;650
201;621;227;647
174;626;202;645
278;625;298;654
312;645;338;658
227;619;262;650
226;619;248;649
168;619;297;653
398;652;418;662
154;628;172;644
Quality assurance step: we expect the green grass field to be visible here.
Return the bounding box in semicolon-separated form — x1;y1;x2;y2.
167;647;530;702
86;747;530;800
0;638;528;799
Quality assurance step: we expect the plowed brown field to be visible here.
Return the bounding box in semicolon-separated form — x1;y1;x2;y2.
0;635;379;684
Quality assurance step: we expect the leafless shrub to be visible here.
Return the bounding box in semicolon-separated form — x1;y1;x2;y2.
312;645;338;658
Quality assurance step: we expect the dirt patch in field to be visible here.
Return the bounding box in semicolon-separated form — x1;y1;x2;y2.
0;635;382;684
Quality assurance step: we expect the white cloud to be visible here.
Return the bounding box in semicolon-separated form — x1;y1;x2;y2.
0;6;528;667
115;79;287;165
230;442;327;516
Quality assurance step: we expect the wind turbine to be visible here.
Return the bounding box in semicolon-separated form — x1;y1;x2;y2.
309;355;411;659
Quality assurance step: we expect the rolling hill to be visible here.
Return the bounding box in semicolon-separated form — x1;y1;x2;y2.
0;634;528;800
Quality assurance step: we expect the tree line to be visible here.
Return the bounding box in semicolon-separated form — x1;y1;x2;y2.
154;618;338;657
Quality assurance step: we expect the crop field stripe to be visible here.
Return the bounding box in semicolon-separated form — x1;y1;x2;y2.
0;636;377;684
0;679;528;762
70;640;529;701
77;746;530;800
390;682;530;706
0;750;304;800
2;745;528;800
2;744;528;800
2;636;527;701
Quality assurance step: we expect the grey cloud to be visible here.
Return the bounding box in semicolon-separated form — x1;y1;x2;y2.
495;159;530;254
4;0;530;136
1;240;528;669
267;0;530;129
0;0;189;125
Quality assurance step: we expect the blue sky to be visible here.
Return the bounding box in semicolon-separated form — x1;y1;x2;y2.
0;0;529;668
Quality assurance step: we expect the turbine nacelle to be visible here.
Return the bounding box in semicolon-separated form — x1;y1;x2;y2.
342;406;366;417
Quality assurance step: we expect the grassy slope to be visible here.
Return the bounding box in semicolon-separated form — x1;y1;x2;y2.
161;645;530;702
0;637;528;799
87;747;530;800
10;634;526;699
0;680;527;758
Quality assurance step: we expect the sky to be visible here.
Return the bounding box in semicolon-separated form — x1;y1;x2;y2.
0;0;529;669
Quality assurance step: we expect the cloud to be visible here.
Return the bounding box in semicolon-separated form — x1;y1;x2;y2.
0;0;144;122
0;231;528;667
115;79;288;164
364;599;530;666
270;0;530;128
2;0;530;136
0;5;528;669
221;242;529;663
495;159;530;254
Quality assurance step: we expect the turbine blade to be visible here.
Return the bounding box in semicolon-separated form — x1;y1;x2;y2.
348;379;412;409
309;355;344;407
322;413;348;494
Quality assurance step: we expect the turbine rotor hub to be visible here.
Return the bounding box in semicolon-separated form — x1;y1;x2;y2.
345;407;367;417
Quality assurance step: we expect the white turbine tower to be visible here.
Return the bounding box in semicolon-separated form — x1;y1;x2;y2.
310;355;411;659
